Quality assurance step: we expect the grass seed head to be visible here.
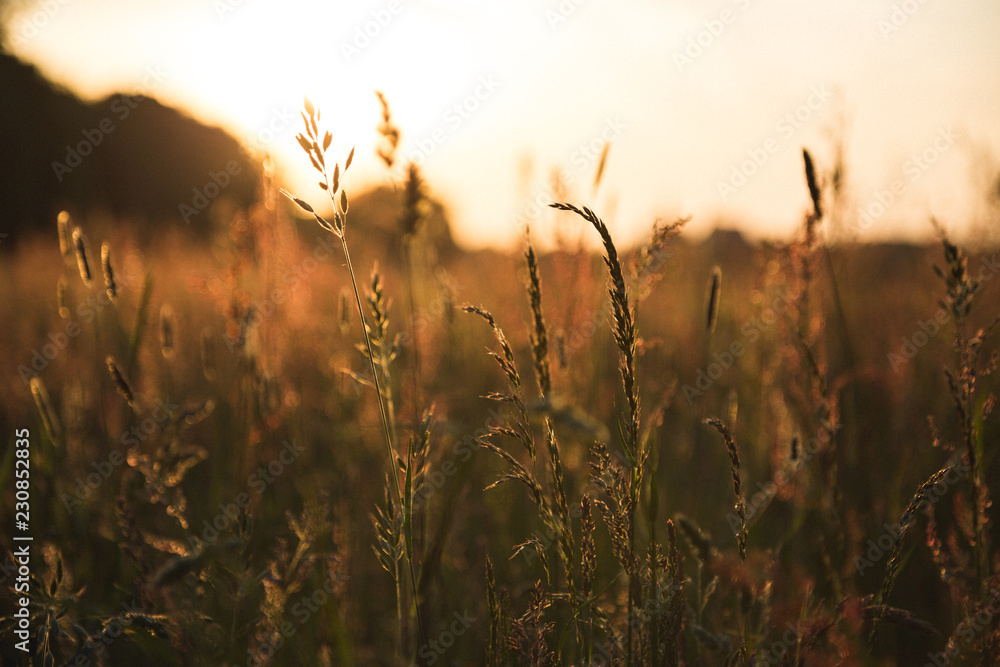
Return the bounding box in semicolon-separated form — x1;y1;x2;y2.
707;265;722;333
933;232;978;320
676;513;714;565
106;356;134;406
72;228;91;287
593;141;610;193
56;277;70;319
581;495;596;596
704;417;747;560
462;305;521;390
57;211;72;260
803;148;822;222
524;228;550;397
101;242;116;301
376;90;400;169
873;465;956;637
30;376;62;445
550;202;639;455
160;305;175;358
399;162;423;239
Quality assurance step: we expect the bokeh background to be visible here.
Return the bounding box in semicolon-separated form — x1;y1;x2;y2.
1;1;999;666
2;0;999;247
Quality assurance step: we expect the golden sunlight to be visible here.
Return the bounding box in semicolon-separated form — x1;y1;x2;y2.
8;0;1000;247
3;2;1000;665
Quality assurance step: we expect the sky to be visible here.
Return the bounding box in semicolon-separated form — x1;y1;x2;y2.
5;0;1000;249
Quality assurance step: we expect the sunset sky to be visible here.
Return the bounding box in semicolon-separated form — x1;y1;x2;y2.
6;0;1000;249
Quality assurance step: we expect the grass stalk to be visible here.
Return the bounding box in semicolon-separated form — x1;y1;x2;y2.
933;232;998;595
399;162;425;422
551;201;643;664
281;99;426;657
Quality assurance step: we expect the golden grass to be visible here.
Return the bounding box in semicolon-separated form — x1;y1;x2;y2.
1;101;998;666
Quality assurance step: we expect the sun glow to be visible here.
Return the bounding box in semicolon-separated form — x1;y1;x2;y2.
6;0;1000;248
9;0;533;222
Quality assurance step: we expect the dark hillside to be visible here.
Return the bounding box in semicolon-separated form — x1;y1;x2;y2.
0;50;258;241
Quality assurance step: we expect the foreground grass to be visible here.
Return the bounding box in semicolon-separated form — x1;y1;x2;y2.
0;129;998;665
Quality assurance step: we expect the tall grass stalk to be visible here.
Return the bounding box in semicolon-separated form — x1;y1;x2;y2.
376;91;424;422
550;201;644;665
932;231;999;596
523;229;579;614
703;416;750;654
871;465;955;638
280;98;425;656
465;296;583;658
399;162;425;422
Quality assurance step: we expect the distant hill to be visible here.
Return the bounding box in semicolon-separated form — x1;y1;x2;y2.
0;49;258;241
343;184;460;261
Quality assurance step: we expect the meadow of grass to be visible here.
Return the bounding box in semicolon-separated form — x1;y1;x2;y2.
0;104;998;666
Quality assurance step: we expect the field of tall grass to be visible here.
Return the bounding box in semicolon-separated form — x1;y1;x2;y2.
1;100;999;666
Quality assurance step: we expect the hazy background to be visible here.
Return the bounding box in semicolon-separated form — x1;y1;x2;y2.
4;0;1000;249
